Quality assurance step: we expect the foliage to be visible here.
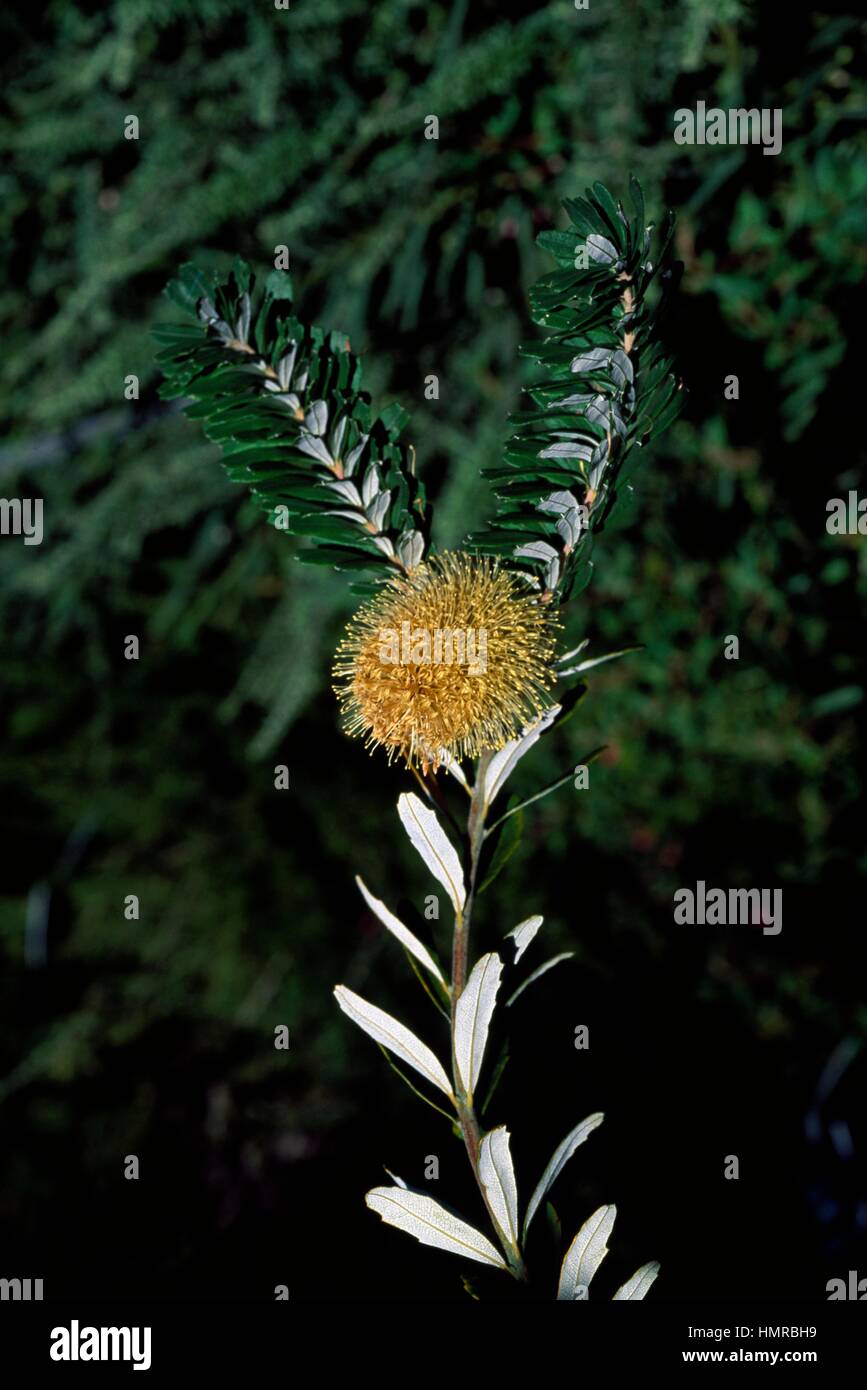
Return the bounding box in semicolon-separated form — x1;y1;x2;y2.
1;0;865;1299
157;261;427;584
469;178;683;599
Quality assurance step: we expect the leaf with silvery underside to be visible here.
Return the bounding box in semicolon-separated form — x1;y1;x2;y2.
537;441;594;461
471;181;683;597
454;953;502;1101
480;704;562;810
156;258;427;567
333;986;453;1099
613;1261;660;1301
513;539;560;569
506;952;573;1007
478;1127;520;1251
355;875;447;989
397;792;466;915
557;644;642;679
585;234;620;266
488;747;606;835
505;915;543;963
366;1187;507;1270
523;1112;605;1239
555;638;590;665
557;1204;617;1300
570;347;613;375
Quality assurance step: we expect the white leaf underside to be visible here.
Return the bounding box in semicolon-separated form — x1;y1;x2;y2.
557;1204;617;1300
454;952;503;1100
523;1111;605;1238
506;915;543;963
482;705;562;808
557;645;641;679
479;1126;519;1249
366;1187;507;1269
355;875;447;987
333;985;453;1098
397;792;466;915
613;1261;660;1301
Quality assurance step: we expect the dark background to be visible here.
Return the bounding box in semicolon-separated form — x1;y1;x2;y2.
1;0;865;1302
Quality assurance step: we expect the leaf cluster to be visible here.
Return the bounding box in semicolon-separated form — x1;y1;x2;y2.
467;179;684;601
155;258;428;588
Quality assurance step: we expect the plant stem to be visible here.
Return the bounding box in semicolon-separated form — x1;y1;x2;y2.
450;752;527;1282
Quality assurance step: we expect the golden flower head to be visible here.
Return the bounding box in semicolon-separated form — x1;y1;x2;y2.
333;551;560;770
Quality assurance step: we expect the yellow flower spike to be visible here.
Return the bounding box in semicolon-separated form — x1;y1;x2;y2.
333;551;561;770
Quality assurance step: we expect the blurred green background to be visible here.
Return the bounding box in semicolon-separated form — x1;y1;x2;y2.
1;0;865;1300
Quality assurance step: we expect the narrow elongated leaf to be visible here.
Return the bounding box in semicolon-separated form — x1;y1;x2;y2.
556;644;641;678
506;951;574;1007
355;876;447;988
482;705;562;808
454;953;502;1101
523;1112;605;1238
506;916;543;962
333;986;453;1099
478;1126;519;1250
397;793;466;915
365;1187;507;1269
613;1261;660;1301
557;1204;616;1300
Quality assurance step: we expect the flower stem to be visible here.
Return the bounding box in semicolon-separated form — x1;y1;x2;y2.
450;753;527;1282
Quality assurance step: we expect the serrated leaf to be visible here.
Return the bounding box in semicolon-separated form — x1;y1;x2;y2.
397;792;466;916
355;876;447;989
523;1113;605;1238
557;1204;616;1300
454;953;502;1102
613;1261;660;1301
478;1126;519;1250
365;1187;507;1269
333;986;453;1099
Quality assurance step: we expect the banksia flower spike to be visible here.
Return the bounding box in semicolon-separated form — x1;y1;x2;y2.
156;179;684;1299
333;551;560;770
